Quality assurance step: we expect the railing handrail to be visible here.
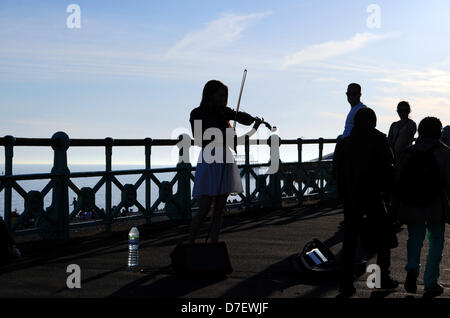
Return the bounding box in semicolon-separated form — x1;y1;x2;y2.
0;136;338;147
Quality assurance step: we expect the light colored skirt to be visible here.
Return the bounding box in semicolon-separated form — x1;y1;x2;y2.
192;147;243;197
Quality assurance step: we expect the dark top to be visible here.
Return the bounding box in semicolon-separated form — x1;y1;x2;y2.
190;106;255;148
333;127;395;214
395;137;450;224
387;118;417;160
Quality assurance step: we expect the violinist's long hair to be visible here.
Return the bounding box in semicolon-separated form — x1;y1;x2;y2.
200;80;228;109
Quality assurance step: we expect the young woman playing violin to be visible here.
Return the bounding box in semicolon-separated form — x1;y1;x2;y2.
188;79;265;244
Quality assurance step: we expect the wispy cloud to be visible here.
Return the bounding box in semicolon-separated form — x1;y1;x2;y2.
373;95;450;119
376;69;450;95
312;77;340;83
165;12;272;59
314;59;450;132
0;12;274;81
317;112;345;120
372;65;450;124
283;32;400;68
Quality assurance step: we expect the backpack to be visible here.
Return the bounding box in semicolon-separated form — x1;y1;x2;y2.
396;145;442;206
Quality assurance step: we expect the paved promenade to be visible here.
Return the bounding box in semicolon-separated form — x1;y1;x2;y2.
1;202;449;298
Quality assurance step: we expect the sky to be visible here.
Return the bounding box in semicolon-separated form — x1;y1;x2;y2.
1;0;450;166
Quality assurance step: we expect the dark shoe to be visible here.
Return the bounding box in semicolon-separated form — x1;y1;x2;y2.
424;284;444;297
404;271;418;294
380;276;399;289
337;285;356;298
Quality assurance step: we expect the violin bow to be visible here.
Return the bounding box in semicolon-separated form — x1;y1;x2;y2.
233;69;276;132
233;69;247;129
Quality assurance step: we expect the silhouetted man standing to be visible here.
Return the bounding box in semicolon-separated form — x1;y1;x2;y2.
333;107;398;297
342;83;367;138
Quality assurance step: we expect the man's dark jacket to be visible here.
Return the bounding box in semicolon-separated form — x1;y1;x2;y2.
333;127;396;249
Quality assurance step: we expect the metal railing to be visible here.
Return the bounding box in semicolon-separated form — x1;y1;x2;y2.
0;132;337;239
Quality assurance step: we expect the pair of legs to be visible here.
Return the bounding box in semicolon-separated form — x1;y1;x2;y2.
405;222;445;289
189;194;228;244
340;211;393;291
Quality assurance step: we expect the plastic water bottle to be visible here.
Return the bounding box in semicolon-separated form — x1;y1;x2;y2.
128;227;139;270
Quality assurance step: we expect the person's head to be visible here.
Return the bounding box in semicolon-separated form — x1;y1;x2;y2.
418;117;443;140
346;83;361;107
397;101;411;121
353;107;377;131
200;80;228;108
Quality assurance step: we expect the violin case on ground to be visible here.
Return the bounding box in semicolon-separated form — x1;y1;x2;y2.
170;242;233;276
293;238;340;275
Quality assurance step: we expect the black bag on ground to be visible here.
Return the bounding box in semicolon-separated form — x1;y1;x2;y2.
396;146;442;206
170;242;233;276
293;238;339;274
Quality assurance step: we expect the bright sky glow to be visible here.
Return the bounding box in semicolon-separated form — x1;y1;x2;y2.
1;0;450;165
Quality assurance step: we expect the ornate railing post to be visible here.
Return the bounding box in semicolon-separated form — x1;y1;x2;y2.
268;135;282;209
37;132;70;239
244;135;251;209
318;138;324;195
3;135;15;231
104;137;113;233
176;134;192;220
145;137;152;224
297;138;304;207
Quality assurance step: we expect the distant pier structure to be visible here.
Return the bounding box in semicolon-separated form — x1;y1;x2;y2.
0;131;342;239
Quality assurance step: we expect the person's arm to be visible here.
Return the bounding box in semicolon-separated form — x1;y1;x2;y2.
332;140;347;200
234;117;264;146
332;141;342;181
376;133;395;194
387;123;395;147
396;121;417;150
342;113;352;138
444;148;450;199
222;107;266;144
406;121;417;144
381;135;395;167
189;108;199;137
223;107;255;126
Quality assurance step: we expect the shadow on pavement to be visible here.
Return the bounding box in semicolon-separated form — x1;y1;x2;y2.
219;254;341;298
108;268;227;297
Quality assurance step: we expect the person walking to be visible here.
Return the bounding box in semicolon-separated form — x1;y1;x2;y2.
388;101;417;162
395;117;450;297
333;107;398;297
188;80;263;244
